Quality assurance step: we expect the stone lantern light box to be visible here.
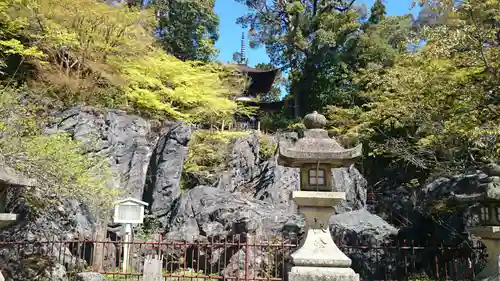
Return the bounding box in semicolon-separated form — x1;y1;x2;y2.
477;201;500;226
113;197;148;225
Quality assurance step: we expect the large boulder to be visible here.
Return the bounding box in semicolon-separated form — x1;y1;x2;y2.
164;185;301;279
330;210;398;280
330;209;398;245
165;185;300;241
216;132;367;213
332;166;367;213
144;121;191;224
0;107;154;281
0;105;400;281
46;107;152;198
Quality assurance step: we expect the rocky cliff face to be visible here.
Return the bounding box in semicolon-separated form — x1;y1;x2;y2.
4;106;494;280
0;107;400;280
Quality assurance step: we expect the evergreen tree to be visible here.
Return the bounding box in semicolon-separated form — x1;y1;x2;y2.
368;0;386;24
154;0;220;62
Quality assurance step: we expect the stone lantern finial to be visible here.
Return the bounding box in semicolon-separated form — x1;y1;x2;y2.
303;111;327;129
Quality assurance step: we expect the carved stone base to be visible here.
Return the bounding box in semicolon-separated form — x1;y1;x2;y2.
289;191;359;281
474;238;500;281
291;228;351;267
468;226;500;281
289;266;359;281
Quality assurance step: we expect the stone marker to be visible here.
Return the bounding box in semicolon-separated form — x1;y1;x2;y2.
142;255;162;281
278;111;362;281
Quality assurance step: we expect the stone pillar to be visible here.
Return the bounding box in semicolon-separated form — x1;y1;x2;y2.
289;191;359;281
469;226;500;281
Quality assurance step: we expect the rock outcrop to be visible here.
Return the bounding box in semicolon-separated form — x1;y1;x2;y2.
46;107;152;198
144;121;192;224
330;210;398;279
165;185;302;241
0;107;394;281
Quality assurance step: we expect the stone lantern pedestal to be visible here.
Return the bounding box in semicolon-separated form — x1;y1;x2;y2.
289;191;359;281
468;226;500;281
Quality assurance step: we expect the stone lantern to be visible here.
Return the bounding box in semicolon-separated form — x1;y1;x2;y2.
278;111;362;281
466;172;500;281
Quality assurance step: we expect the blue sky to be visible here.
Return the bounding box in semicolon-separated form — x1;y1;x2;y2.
214;0;421;66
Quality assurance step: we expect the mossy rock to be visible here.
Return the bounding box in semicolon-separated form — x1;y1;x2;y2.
183;130;249;174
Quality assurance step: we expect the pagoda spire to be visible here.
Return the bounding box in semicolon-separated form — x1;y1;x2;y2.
240;32;247;65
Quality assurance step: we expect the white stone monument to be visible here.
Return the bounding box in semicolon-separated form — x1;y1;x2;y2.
0;163;35;229
142;254;163;281
278;111;362;281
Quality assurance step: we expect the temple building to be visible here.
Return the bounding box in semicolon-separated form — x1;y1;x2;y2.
227;33;287;130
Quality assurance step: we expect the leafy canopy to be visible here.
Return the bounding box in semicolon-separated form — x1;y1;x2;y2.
1;0;245;125
0;87;118;214
327;0;500;187
154;0;220;62
236;0;410;116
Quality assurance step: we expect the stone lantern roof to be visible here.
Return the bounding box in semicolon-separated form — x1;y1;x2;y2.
447;164;500;204
278;111;362;168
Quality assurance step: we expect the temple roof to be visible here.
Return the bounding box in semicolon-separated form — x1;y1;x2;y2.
278;111;362;168
228;64;281;97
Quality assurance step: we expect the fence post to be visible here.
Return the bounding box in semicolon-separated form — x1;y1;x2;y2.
434;252;440;280
245;234;249;281
92;215;108;272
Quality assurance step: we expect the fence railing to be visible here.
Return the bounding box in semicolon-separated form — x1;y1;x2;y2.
0;234;486;281
190;121;259;132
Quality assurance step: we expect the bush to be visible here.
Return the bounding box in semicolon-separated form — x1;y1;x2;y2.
258;134;277;160
0;87;118;214
1;0;246;124
184;130;249;175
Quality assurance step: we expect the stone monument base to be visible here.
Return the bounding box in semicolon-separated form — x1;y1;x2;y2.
289;266;359;281
468;226;500;281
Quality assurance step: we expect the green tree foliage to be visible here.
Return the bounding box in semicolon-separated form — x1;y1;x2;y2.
0;87;118;214
154;0;220;62
327;0;500;188
236;0;416;117
0;0;246;125
236;0;363;116
232;51;248;65
368;0;386;24
368;0;385;24
184;130;249;174
0;0;250;212
0;0;44;73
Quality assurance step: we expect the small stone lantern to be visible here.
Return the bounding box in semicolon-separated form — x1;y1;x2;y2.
467;178;500;281
278;111;362;281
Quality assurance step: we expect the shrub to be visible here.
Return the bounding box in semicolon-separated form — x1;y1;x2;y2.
184;130;249;174
0;87;118;214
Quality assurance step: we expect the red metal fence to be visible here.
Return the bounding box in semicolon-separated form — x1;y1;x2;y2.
0;234;486;281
